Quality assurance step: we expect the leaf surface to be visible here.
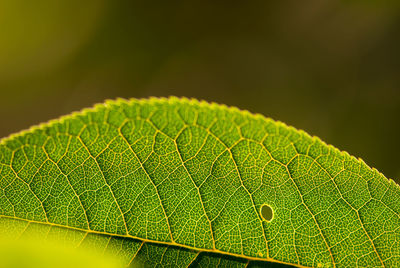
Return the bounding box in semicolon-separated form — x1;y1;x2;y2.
0;97;399;267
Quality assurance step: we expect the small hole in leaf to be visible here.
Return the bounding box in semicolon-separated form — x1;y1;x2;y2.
260;204;273;222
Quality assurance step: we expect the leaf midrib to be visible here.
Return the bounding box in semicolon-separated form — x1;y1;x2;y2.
0;215;303;267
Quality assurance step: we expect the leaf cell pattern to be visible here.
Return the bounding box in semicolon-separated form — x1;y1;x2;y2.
0;97;399;267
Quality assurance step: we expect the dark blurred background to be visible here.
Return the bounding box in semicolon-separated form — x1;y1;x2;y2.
0;1;399;181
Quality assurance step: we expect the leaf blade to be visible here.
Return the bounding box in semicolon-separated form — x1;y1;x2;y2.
1;97;399;267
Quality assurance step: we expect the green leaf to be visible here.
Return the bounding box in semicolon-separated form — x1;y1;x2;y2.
0;97;399;267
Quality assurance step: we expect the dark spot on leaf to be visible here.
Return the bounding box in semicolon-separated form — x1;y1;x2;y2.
260;204;273;222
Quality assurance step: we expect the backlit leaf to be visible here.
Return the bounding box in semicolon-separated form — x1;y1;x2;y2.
0;97;399;267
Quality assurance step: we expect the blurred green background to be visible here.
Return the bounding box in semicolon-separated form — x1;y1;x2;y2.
1;0;399;182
